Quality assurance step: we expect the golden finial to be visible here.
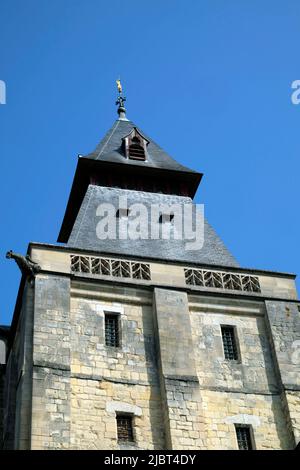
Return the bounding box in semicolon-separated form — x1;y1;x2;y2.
116;78;122;94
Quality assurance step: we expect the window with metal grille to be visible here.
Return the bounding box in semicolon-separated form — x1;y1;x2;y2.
235;425;253;450
105;314;120;347
116;415;134;442
221;326;238;361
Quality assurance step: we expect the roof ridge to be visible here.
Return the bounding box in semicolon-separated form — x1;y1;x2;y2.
95;120;121;160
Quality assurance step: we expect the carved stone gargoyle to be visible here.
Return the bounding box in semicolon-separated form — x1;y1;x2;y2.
6;250;41;281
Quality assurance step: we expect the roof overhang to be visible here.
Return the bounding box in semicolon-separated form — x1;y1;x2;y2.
57;157;202;243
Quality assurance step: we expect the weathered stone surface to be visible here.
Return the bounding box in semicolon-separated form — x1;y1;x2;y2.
201;390;290;449
153;288;206;449
153;288;197;379
265;300;300;446
31;275;71;449
1;262;299;450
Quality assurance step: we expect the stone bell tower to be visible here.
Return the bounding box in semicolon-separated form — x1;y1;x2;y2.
1;83;300;450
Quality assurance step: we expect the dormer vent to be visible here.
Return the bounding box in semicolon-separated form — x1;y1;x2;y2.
123;128;149;161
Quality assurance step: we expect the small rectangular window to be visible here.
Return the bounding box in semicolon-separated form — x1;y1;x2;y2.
235;425;253;450
105;313;120;347
159;213;174;223
116;208;130;218
116;414;134;442
221;326;238;360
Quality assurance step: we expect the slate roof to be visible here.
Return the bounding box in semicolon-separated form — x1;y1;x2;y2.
59;117;238;267
85;119;198;174
67;186;239;268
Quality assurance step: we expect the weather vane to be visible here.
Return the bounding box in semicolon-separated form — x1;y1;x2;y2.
115;78;127;119
116;78;122;94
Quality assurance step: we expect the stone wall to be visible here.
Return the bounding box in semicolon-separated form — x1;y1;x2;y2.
153;288;206;449
69;282;164;450
189;296;278;393
4;266;299;450
70;378;163;449
30;279;165;449
31;244;298;301
0;329;8;447
31;275;71;450
188;295;295;449
0;364;5;447
1;281;34;450
15;282;34;450
200;390;289;449
265;301;300;446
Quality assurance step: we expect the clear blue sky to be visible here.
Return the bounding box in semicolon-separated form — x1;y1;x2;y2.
1;1;299;325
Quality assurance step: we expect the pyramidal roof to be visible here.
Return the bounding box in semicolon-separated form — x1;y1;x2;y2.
84;118;198;174
57;101;238;268
57;116;202;243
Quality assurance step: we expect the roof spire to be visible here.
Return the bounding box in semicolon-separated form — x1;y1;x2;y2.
115;78;128;121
